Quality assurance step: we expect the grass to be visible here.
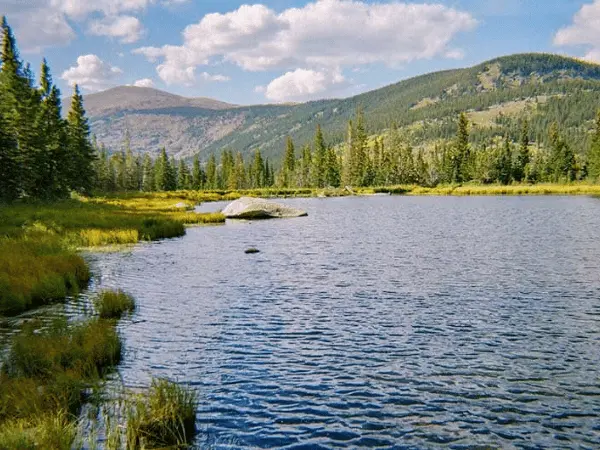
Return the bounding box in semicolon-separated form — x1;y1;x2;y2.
0;194;225;316
126;379;198;449
94;290;136;319
0;411;77;450
0;234;90;315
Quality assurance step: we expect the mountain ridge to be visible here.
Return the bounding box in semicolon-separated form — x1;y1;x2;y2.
84;53;600;161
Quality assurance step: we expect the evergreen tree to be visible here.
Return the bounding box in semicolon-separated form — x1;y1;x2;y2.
219;150;234;190
548;122;576;181
312;125;327;187
192;154;205;190
514;119;530;182
251;149;265;188
177;159;191;190
66;84;96;194
452;112;470;183
206;154;217;189
496;136;513;185
587;110;600;181
155;148;176;191
300;145;312;187
141;154;155;192
324;146;340;187
282;137;296;188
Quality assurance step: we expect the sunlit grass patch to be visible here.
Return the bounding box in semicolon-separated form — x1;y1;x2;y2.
0;410;76;450
94;290;136;320
126;378;198;449
74;228;139;247
0;236;90;315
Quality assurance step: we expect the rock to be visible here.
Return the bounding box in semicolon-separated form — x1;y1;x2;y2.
222;197;308;219
245;248;260;254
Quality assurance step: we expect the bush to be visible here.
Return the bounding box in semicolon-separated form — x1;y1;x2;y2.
94;290;136;319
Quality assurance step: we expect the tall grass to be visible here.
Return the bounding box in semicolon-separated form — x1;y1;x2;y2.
0;235;90;315
126;379;198;448
94;290;136;319
0;411;76;450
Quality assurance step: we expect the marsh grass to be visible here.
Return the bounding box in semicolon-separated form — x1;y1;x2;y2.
0;235;90;315
0;410;77;450
95;290;136;319
126;379;198;448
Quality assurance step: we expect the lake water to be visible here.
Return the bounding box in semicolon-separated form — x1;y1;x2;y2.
84;196;600;449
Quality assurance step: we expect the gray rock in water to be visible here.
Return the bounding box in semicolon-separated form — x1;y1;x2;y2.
222;197;308;219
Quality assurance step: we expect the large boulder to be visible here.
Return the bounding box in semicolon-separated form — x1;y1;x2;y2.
222;197;308;219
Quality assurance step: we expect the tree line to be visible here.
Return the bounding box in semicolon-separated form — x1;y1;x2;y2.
109;106;600;193
0;17;95;202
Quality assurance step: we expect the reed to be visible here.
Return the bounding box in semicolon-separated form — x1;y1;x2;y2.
0;410;77;450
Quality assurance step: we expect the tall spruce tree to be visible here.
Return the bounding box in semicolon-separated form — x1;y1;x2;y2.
192;154;205;190
587;111;600;181
282;137;296;188
514;119;530;182
66;84;96;193
313;125;327;187
205;154;217;189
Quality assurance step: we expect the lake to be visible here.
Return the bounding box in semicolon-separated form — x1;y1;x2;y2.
84;196;600;448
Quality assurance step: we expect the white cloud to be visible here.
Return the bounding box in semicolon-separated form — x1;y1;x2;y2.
200;72;231;82
4;0;179;51
2;0;75;52
134;0;476;95
61;54;123;92
554;1;600;62
133;78;154;87
89;15;144;43
264;68;347;102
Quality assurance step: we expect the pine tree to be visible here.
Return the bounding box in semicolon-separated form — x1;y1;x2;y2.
312;125;327;187
282;137;296;188
192;154;205;190
205;154;217;189
514;119;530;182
177;159;191;190
141;154;155;192
587;111;600;181
452;112;470;183
300;145;312;187
155;148;176;191
496;136;513;185
549;122;576;182
66;84;96;194
251;149;265;188
324;146;340;187
219;150;234;190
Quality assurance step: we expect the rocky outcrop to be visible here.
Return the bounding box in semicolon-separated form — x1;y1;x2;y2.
222;197;308;219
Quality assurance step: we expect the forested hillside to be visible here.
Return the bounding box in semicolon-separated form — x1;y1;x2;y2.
87;53;600;162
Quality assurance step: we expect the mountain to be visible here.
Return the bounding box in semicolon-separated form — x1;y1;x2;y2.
85;54;600;161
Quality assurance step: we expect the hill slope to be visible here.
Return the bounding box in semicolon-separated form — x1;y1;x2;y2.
86;54;600;160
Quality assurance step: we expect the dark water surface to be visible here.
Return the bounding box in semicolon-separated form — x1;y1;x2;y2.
86;196;600;449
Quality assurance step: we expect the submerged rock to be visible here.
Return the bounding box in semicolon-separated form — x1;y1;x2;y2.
245;248;260;254
222;197;308;219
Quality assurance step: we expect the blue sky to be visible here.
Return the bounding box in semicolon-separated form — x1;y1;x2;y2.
2;0;599;104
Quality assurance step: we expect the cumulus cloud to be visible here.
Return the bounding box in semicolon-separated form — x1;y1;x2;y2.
2;0;75;52
200;72;231;82
264;68;347;102
133;78;155;87
135;0;477;88
4;0;178;51
554;0;600;62
89;15;144;43
61;54;123;92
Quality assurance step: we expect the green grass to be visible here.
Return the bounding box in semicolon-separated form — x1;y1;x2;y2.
94;290;136;319
0;235;90;315
0;411;76;450
126;379;198;449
